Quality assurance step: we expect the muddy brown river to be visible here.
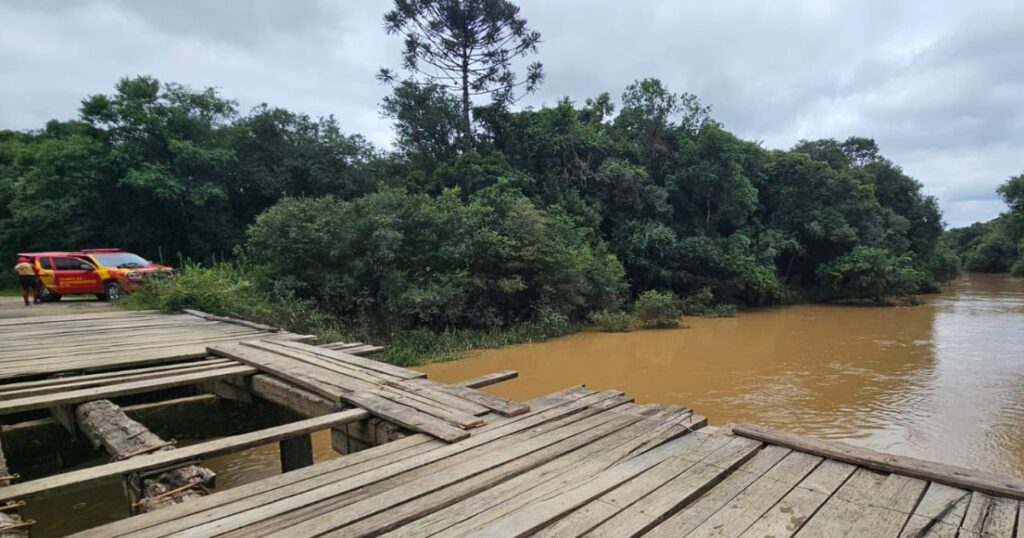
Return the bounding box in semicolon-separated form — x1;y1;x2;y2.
31;273;1024;536
421;273;1024;479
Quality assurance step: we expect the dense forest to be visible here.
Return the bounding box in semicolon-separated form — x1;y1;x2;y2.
0;1;963;357
945;174;1024;275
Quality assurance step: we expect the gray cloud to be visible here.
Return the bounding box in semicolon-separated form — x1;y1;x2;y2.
1;0;1021;226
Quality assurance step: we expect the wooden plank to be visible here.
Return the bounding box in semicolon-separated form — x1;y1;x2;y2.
0;365;256;415
252;400;645;537
741;459;858;537
734;423;1024;500
453;370;518;389
469;433;751;537
240;340;391;385
268;339;424;380
343;407;694;537
575;436;765;537
398;377;529;417
959;492;1018;537
0;409;370;503
210;344;471;442
0;361;240;401
533;431;736;537
644;445;793;538
898;482;971;538
381;381;489;416
182;309;279;332
70;386;598;538
795;468;927;537
389;407;702;538
684;451;823;537
0;359;233;392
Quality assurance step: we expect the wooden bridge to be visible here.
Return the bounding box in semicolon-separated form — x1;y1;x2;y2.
0;308;1022;536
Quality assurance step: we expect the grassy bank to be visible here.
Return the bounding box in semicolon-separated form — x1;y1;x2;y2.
119;263;579;366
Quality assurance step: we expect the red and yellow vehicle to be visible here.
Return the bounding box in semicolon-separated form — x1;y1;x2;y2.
16;248;173;301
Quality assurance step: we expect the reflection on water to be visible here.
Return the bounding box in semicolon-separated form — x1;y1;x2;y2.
419;273;1024;477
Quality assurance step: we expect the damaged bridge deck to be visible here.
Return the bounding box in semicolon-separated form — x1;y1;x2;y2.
1;308;1023;536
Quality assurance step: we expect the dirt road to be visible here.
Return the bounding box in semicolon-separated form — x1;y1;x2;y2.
0;295;113;319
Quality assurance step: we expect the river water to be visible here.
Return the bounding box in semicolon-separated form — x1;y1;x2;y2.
420;273;1024;478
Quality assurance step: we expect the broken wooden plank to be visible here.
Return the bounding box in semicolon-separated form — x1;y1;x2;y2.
733;423;1024;500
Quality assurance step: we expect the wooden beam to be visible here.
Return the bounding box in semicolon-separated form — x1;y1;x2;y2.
181;309;279;332
454;370;519;389
48;405;76;439
731;423;1024;500
0;408;369;503
279;435;314;473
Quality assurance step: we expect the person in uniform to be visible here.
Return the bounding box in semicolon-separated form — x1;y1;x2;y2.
13;257;39;306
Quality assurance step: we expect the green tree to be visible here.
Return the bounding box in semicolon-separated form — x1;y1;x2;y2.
816;246;923;302
379;0;545;148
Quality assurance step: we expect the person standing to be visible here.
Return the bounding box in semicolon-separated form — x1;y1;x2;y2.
13;257;38;306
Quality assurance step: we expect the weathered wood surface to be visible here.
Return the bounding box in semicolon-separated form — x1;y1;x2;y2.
0;310;309;380
76;400;216;513
734;422;1024;500
69;388;1024;537
211;342;519;443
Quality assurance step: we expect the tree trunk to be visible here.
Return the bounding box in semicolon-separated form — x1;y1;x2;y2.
76;400;216;513
461;51;472;150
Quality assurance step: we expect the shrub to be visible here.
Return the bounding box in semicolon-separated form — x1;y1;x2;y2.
816;246;923;303
241;187;627;336
590;310;638;332
633;290;681;329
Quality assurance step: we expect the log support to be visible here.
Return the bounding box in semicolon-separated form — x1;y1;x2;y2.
49;405;76;439
279;434;314;472
203;377;253;403
0;437;28;537
76;400;216;514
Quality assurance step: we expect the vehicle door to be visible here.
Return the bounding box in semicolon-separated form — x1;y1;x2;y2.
35;256;56;290
51;256;103;294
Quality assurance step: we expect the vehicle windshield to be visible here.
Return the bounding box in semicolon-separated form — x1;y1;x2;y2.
91;253;152;268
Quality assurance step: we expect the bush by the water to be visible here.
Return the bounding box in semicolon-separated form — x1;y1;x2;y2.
634;290;682;328
590;310;638;332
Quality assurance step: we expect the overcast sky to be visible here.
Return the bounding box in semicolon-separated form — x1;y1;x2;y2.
2;1;1021;227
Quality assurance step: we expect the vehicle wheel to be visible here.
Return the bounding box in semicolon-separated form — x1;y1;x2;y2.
38;287;61;302
104;282;124;301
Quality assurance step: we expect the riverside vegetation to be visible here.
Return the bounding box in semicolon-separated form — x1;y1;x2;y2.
0;0;977;363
